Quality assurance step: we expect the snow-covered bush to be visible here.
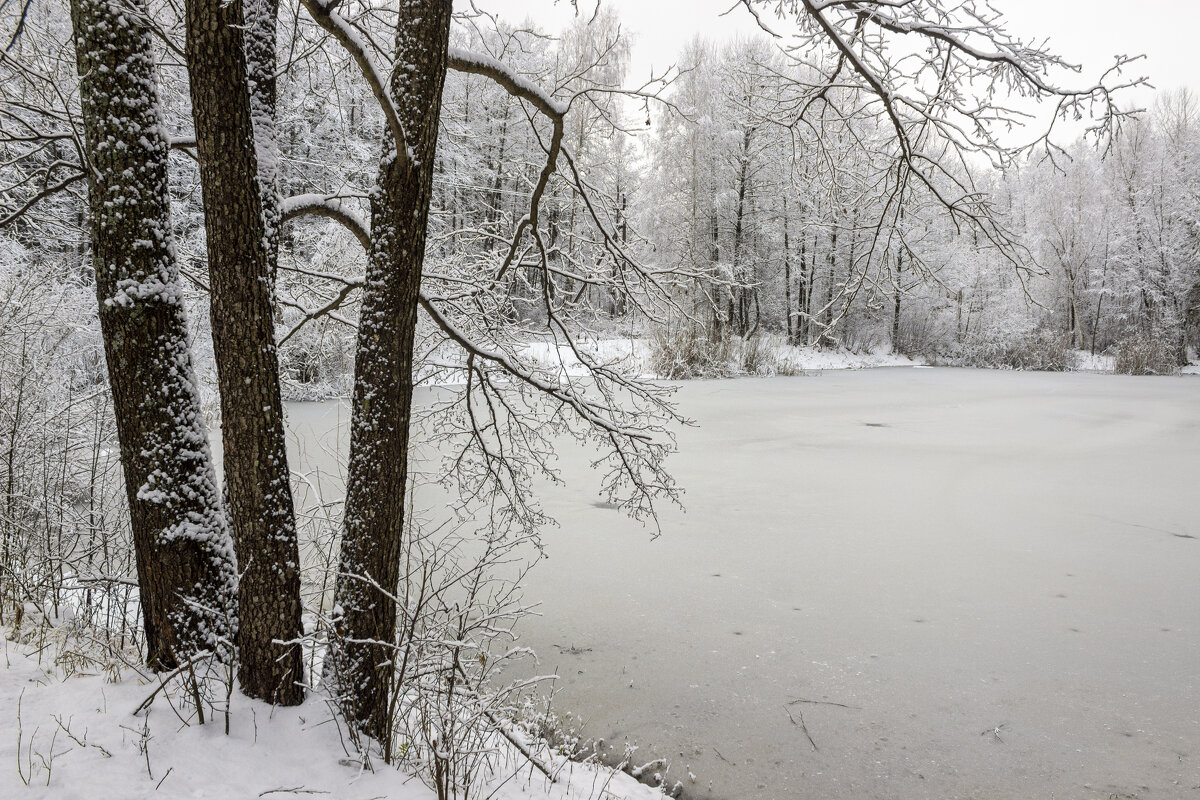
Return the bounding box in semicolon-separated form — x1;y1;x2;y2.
649;323;737;379
1114;333;1180;375
941;327;1072;371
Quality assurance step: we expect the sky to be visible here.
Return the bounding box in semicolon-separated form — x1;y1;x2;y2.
458;0;1200;112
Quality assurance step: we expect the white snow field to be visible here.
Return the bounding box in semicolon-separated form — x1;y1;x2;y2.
0;632;665;800
283;367;1200;800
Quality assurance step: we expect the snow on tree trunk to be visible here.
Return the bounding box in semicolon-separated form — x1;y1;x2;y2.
68;0;236;669
184;0;304;705
327;0;453;742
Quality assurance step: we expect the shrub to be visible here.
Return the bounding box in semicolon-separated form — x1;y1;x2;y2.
953;329;1072;371
648;323;736;379
1114;333;1179;375
738;333;772;375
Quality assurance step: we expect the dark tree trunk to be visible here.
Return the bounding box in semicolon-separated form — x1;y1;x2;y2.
185;0;304;705
328;0;453;743
797;230;810;345
892;245;904;353
1187;284;1200;359
731;128;752;338
69;0;236;669
821;229;837;347
245;0;281;277
782;196;793;343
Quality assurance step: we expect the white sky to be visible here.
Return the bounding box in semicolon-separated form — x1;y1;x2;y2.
460;0;1200;109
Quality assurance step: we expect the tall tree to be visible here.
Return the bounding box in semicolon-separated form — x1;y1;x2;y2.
185;0;304;705
68;0;236;668
320;0;454;743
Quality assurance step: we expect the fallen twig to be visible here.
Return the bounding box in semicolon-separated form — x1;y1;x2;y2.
787;697;858;710
784;705;818;751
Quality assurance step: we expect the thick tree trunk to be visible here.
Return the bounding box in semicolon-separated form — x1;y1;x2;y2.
245;0;281;276
328;0;453;743
69;0;236;669
185;0;304;705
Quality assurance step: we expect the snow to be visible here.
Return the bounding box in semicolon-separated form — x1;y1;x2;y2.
509;368;1200;799
282;368;1200;800
447;47;570;117
0;635;667;800
1072;349;1116;372
521;336;923;379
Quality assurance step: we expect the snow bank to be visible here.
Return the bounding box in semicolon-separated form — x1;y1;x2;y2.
522;337;923;379
0;634;664;800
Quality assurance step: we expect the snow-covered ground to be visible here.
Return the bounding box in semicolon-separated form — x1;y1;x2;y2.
23;367;1194;800
1071;349;1117;372
522;336;921;378
0;634;665;799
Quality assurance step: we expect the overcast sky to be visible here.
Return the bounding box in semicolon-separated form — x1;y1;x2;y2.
461;0;1200;109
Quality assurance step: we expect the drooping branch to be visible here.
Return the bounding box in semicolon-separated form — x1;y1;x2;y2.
280;193;371;250
298;0;411;163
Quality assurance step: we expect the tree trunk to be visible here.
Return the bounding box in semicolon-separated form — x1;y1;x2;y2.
69;0;236;669
731;128;752;338
1187;284;1200;359
892;245;904;353
245;0;282;279
185;0;304;705
782;196;793;343
798;230;810;345
328;0;453;743
820;229;837;347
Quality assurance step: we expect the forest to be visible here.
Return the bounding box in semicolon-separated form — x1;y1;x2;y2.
0;0;1197;798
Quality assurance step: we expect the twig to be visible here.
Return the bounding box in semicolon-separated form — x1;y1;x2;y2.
784;705;818;752
787;697;859;709
259;788;331;796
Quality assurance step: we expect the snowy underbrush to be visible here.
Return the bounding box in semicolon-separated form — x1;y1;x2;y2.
639;325;917;380
1113;332;1181;375
920;322;1191;375
0;609;670;800
0;622;667;800
941;328;1074;371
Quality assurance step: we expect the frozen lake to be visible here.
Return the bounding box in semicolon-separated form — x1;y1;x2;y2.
287;368;1200;800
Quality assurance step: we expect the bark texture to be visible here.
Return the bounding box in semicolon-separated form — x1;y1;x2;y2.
328;0;453;741
69;0;237;668
184;0;304;705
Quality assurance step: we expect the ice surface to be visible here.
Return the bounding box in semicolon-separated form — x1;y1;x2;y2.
286;368;1200;799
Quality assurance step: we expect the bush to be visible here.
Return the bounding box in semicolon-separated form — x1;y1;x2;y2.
1114;333;1179;375
954;329;1072;371
738;333;772;375
648;323;736;379
649;325;805;379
